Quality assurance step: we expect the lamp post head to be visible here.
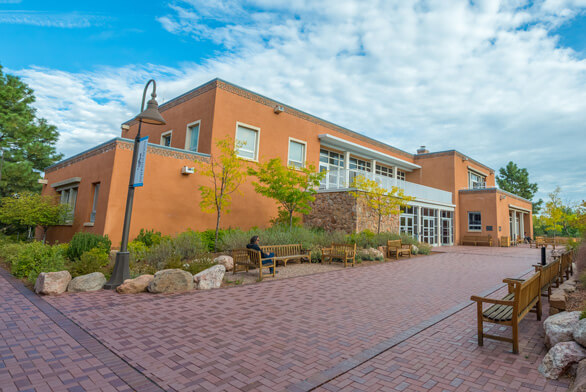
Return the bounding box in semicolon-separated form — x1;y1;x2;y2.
136;95;166;125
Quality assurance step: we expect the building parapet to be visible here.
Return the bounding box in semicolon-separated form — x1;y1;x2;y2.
414;149;494;173
46;138;210;173
458;187;532;204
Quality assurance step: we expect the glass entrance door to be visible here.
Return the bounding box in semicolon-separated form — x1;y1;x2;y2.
421;208;437;245
441;211;453;246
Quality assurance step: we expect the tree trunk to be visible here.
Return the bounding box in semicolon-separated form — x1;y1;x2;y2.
42;227;47;244
214;210;221;252
377;213;381;234
289;210;294;231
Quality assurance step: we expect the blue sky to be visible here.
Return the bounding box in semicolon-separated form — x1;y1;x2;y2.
1;0;586;205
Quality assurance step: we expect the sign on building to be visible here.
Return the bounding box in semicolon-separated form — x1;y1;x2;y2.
132;136;149;187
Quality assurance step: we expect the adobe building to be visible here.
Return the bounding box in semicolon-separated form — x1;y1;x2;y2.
40;78;533;247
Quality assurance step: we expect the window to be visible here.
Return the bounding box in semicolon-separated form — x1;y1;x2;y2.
319;149;345;189
396;170;406;181
235;124;259;160
160;131;172;147
468;171;486;189
288;139;306;168
349;157;371;172
468;212;482;231
186;121;200;152
375;164;393;178
59;186;78;223
90;183;100;223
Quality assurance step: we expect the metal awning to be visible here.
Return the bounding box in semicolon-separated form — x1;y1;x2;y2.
318;134;421;172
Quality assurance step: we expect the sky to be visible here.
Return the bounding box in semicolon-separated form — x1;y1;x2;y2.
1;0;586;204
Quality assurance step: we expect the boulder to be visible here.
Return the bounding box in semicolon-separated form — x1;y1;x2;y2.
550;289;567;311
116;274;154;294
569;359;586;392
544;311;582;348
148;269;194;293
194;265;226;290
213;255;234;271
358;247;384;260
34;271;71;295
67;272;106;292
561;278;577;294
539;341;586;379
575;319;586;348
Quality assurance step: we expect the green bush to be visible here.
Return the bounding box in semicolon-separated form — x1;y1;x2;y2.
581;310;586;320
66;232;111;261
145;230;207;270
6;241;67;283
200;229;227;252
68;248;111;278
134;229;163;248
128;240;149;263
416;242;432;255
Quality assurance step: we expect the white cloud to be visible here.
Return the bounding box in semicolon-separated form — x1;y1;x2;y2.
14;0;586;203
0;11;108;28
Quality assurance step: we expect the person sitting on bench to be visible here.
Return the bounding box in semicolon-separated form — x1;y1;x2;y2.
524;232;532;244
246;235;277;274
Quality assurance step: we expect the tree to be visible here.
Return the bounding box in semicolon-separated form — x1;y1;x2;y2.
543;186;564;240
349;175;414;234
0;193;70;242
0;65;62;197
248;158;326;230
496;161;542;213
194;137;247;251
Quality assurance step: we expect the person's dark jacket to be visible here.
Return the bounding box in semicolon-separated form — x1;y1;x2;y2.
246;243;271;259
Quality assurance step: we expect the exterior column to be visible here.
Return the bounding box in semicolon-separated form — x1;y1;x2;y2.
418;206;422;242
371;159;376;182
520;212;525;240
344;151;350;187
436;209;441;246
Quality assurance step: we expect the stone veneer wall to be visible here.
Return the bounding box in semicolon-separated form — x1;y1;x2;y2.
305;191;400;234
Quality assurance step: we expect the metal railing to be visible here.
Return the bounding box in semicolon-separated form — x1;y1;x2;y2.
319;168;453;204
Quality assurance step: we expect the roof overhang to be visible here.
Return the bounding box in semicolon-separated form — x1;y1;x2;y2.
318;134;421;172
509;204;532;213
51;177;81;190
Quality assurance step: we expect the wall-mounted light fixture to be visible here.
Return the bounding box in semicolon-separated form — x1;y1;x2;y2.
181;166;195;175
500;195;507;200
121;124;130;131
274;105;284;114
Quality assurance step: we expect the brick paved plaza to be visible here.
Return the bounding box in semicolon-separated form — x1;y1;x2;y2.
0;247;570;391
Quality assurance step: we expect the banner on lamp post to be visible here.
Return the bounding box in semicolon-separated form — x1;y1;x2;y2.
132;136;149;187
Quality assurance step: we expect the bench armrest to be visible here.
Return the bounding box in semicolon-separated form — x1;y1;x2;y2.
502;278;524;284
470;295;515;306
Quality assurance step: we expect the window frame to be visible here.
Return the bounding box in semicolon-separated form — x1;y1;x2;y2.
185;120;201;152
235;122;260;161
58;185;78;224
468;211;482;232
396;169;406;181
287;137;307;169
468;171;486;189
160;130;173;147
89;182;100;224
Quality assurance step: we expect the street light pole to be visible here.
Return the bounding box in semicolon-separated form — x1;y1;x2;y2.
104;79;166;289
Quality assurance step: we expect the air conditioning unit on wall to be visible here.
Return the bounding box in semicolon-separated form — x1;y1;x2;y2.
181;166;195;174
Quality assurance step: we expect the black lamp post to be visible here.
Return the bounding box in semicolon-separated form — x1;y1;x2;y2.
104;79;166;289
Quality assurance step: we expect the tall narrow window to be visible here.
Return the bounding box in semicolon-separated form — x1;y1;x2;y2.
235;124;259;160
90;183;100;223
59;186;78;223
187;122;200;152
396;170;406;181
288;140;305;168
468;171;486;189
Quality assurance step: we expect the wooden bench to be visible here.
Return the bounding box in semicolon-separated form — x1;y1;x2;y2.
260;244;311;267
321;243;356;267
500;236;510;247
387;240;412;260
462;235;492;246
231;248;276;281
533;259;560;300
532;236;545;248
559;251;574;282
544;237;556;249
471;271;542;354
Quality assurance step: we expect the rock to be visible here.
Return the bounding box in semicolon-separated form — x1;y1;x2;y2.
214;255;234;271
194;265;226;290
574;319;586;348
539;342;586;379
544;311;582;348
116;274;154;294
34;271;71;295
549;289;567;312
412;245;419;254
561;278;577;294
569;359;586;392
358;247;384;260
148;269;194;293
67;272;106;292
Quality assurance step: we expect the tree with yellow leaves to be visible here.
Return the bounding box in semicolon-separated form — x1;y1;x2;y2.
349;174;414;234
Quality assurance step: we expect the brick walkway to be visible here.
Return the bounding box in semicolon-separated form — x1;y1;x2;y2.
0;246;571;391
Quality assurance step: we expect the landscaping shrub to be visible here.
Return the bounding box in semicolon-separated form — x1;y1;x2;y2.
416;242;432;255
134;229;163;248
68;248;111;278
200;229;227;252
144;230;207;270
7;241;67;283
66;232;111;261
128;240;149;263
581;310;586;320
